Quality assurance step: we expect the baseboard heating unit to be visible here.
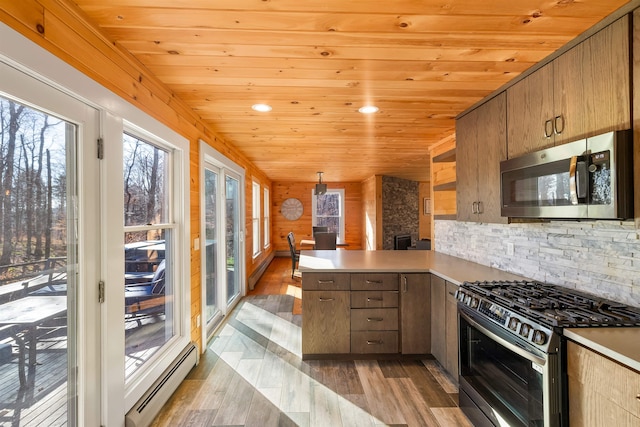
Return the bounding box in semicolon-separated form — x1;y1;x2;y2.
125;342;199;427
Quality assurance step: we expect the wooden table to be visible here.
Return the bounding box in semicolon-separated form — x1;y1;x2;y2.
0;296;67;387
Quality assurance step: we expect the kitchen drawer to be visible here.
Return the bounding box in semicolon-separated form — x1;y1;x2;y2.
302;272;350;291
351;290;399;308
351;331;398;354
351;273;398;291
351;308;398;331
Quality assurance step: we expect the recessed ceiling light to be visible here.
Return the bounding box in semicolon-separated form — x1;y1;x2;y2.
358;105;379;114
251;103;272;112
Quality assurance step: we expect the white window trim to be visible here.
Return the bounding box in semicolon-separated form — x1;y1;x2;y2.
252;180;261;258
311;188;346;240
0;21;191;423
263;187;270;249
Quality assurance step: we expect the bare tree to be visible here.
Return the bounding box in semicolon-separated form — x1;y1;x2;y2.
0;102;24;265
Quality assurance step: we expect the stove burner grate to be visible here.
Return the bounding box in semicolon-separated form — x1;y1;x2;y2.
462;280;640;328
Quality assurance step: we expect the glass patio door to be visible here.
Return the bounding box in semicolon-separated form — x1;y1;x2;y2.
202;154;244;339
204;167;221;331
225;173;241;305
0;59;100;426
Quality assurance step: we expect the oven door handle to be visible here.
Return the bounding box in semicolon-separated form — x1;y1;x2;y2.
459;310;546;367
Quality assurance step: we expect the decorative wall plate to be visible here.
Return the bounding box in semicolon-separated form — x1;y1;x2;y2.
281;197;303;220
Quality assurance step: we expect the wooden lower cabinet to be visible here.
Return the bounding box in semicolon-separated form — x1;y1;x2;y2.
444;281;459;377
301;272;351;356
302;271;433;357
430;276;459;379
400;273;431;354
567;341;640;426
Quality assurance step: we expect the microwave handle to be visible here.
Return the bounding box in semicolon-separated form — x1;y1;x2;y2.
569;156;588;204
569;156;578;204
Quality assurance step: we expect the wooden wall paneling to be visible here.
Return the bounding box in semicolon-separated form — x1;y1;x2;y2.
418;181;431;240
361;175;382;250
272;181;363;253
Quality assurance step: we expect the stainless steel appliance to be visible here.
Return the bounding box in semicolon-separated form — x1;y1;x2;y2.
456;281;640;427
500;130;633;219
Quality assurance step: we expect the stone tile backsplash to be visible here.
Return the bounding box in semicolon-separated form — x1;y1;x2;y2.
435;219;640;305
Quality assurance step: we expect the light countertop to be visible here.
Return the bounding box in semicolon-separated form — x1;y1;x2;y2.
298;249;525;286
564;327;640;372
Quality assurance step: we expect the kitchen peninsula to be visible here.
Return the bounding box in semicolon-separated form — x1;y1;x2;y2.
298;249;524;361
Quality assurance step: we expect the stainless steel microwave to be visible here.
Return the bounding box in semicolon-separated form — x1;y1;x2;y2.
500;130;633;219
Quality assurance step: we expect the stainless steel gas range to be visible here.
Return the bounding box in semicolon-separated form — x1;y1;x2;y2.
455;280;640;427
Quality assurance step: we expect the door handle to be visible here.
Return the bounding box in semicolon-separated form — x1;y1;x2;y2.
471;201;478;214
554;115;564;134
477;201;483;214
544;119;553;138
403;275;408;293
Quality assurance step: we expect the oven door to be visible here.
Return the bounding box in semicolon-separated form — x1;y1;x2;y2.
458;309;563;427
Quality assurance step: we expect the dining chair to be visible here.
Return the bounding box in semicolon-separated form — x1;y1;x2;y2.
313;232;337;250
286;232;300;278
312;226;328;238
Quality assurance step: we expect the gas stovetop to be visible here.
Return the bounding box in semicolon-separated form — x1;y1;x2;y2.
461;280;640;328
456;280;640;353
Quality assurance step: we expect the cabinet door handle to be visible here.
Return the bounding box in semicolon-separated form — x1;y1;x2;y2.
317;280;334;284
367;317;384;322
471;201;478;214
318;297;334;302
403;275;408;292
367;340;383;345
554;115;564;134
365;280;383;285
477;201;484;214
636;394;640;401
544;119;553;138
367;297;383;302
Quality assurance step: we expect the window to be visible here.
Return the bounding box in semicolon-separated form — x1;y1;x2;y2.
312;188;345;241
263;187;270;248
252;180;261;257
123;132;174;381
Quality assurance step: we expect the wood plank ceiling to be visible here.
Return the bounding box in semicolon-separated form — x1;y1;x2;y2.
73;0;630;182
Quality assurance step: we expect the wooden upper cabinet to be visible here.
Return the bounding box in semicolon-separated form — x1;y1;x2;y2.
507;62;554;158
508;15;630;158
476;92;507;224
456;108;478;223
456;93;508;224
582;15;631;136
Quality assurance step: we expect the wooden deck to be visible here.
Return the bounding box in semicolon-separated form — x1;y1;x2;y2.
0;327;68;427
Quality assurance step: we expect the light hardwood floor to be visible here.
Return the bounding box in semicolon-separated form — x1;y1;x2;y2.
151;258;472;426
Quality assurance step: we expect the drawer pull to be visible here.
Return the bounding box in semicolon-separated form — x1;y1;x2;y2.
365;280;383;284
448;292;456;296
317;280;334;284
367;340;383;345
367;297;383;302
637;394;640;401
318;297;334;302
367;317;384;322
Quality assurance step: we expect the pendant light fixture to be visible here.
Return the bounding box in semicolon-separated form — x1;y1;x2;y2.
314;171;327;195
